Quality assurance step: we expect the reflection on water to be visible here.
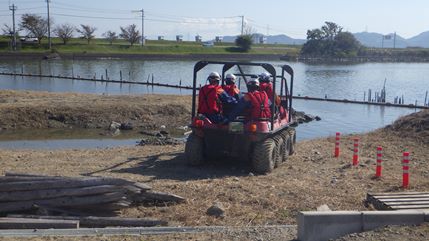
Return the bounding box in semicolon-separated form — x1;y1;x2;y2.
294;99;415;141
0;138;139;150
1;60;429;104
0;59;425;149
0;99;417;149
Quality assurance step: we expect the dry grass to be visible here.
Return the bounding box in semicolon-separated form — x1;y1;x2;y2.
0;128;427;227
0;90;428;240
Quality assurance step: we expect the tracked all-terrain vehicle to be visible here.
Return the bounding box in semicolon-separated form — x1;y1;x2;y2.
185;61;296;174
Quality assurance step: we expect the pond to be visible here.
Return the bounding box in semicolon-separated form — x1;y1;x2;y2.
0;59;423;149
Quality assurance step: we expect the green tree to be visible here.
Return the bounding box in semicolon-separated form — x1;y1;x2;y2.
334;32;361;56
321;22;343;40
19;14;48;45
301;22;361;57
235;35;253;52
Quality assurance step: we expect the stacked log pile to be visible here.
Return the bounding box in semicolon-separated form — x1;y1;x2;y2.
0;173;185;229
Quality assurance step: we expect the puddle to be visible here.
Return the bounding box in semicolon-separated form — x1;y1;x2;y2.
0;138;140;150
0;128;187;150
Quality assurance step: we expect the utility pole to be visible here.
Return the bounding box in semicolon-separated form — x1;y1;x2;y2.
240;15;244;35
46;0;51;49
132;9;145;46
9;4;17;51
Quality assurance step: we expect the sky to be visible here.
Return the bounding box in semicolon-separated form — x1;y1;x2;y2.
0;0;428;41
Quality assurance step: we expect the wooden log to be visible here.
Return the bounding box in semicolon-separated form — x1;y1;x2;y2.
132;191;185;204
123;185;144;194
0;185;123;202
0;217;79;229
0;192;125;213
0;176;66;183
4;173;151;191
4;172;55;177
131;182;152;191
0;177;150;192
33;204;96;217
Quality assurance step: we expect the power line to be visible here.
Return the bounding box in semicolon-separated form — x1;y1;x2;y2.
51;13;138;20
51;6;132;14
50;12;240;25
51;1;131;13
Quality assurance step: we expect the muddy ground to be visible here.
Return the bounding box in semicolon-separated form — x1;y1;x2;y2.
0;90;428;240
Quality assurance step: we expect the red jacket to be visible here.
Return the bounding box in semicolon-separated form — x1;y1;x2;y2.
260;82;280;105
222;84;240;98
244;91;271;120
198;84;223;115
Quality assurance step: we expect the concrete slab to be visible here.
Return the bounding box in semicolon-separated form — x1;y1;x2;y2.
362;210;425;231
297;211;362;241
423;210;429;222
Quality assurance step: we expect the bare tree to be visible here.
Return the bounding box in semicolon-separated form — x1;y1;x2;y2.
119;24;141;46
243;22;254;36
103;30;118;45
1;24;19;37
53;24;74;45
76;24;96;44
19;14;48;45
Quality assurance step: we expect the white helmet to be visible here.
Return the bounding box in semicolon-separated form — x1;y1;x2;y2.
208;72;221;80
259;72;271;82
247;78;260;87
225;73;236;81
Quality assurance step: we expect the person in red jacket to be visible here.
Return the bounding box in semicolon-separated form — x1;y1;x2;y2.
222;73;240;101
198;72;237;123
228;78;271;122
259;72;281;106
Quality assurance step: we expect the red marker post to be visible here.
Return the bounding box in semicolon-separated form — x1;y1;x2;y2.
375;146;383;178
334;132;341;157
352;138;359;166
402;152;410;188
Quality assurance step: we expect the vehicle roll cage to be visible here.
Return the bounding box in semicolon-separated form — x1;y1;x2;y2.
191;61;294;131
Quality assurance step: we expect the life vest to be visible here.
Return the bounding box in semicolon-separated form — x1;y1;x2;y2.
260;82;274;100
198;84;222;115
222;84;239;98
245;91;271;120
260;82;281;105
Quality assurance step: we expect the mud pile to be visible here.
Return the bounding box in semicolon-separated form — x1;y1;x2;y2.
385;109;429;143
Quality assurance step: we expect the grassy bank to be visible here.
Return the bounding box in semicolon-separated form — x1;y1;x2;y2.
0;36;301;56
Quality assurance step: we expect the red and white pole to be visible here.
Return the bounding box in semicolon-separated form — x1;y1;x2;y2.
334;132;340;157
375;146;383;178
352;138;359;166
402;152;410;188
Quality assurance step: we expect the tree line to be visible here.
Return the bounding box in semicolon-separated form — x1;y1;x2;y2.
300;22;361;57
2;13;142;46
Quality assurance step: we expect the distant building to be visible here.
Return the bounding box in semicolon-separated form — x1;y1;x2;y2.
176;35;183;42
259;36;267;44
215;36;223;43
195;35;202;42
158;36;165;41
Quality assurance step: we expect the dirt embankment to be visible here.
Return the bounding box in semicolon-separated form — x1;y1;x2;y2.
0;90;191;130
0;90;428;240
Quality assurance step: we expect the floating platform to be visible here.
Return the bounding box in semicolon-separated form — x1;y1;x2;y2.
367;192;429;210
